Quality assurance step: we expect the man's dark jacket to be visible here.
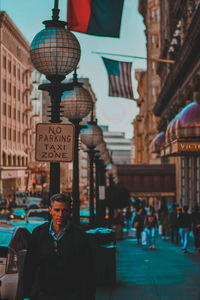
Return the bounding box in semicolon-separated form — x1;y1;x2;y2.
23;222;96;300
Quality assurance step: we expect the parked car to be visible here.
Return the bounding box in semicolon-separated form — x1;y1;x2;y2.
15;191;42;210
9;208;26;220
26;208;50;222
0;223;31;300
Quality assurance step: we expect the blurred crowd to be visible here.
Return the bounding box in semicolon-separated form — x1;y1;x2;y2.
112;199;200;254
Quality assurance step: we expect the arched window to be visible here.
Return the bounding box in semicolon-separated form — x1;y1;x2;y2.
8;155;11;166
13;156;16;166
3;153;6;166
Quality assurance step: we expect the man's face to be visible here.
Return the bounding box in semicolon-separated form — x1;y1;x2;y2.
49;201;71;227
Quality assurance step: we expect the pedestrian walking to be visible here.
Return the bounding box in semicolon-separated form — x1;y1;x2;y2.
191;205;200;253
144;206;158;249
114;209;124;240
177;205;191;253
159;206;170;240
23;193;96;300
133;207;145;245
169;204;179;243
125;206;133;236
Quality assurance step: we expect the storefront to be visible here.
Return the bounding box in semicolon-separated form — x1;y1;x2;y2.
160;101;200;208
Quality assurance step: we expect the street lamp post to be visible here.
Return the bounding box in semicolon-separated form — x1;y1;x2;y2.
94;141;107;225
62;72;93;224
30;0;80;197
80;120;103;225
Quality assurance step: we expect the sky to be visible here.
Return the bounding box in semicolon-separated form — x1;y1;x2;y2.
1;0;146;139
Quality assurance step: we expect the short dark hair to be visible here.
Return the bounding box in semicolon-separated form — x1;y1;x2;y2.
50;193;72;207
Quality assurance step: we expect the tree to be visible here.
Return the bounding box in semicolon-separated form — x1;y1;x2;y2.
106;183;130;209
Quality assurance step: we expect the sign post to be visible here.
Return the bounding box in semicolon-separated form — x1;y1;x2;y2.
36;123;75;162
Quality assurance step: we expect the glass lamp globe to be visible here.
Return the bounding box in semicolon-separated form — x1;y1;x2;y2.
30;27;80;77
95;141;107;156
101;149;110;162
62;86;93;120
80;124;103;148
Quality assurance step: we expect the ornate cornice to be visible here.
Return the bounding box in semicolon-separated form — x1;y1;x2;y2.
0;12;30;53
153;5;200;117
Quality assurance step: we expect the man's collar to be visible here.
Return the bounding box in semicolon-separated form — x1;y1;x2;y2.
49;219;70;241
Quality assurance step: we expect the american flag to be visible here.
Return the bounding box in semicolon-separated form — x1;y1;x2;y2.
102;57;134;100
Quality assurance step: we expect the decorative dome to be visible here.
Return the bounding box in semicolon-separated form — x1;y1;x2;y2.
151;132;165;154
31;27;80;77
165;111;182;144
80;124;103;148
176;102;200;138
62;86;93;120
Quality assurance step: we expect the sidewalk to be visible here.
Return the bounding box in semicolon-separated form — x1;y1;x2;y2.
96;232;200;300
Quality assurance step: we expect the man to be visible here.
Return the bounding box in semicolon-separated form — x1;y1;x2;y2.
23;193;96;300
177;205;191;253
133;207;145;245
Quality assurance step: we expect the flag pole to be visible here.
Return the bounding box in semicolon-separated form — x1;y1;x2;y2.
91;51;175;64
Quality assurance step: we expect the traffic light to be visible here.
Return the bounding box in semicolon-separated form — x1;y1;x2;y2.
32;179;36;190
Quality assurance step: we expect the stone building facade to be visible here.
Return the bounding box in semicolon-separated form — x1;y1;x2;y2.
134;0;161;164
153;1;200;207
0;12;33;198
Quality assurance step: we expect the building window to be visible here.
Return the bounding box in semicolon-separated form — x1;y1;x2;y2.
3;153;6;166
18;111;21;122
13;108;16;120
18;156;20;166
22;112;25;123
18;131;21;143
13;156;16;166
3;79;6;92
152;35;155;44
8;128;12;140
3;127;6;139
13;65;16;77
8;155;11;166
181;157;185;204
8;105;11;118
3;103;6;115
22;133;24;143
8;82;11;95
22;157;24;166
156;9;160;22
13;129;16;142
8;60;11;73
3;56;6;69
13;86;16;98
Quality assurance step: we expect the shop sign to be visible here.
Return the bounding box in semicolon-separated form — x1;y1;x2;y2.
36;123;74;162
178;141;200;152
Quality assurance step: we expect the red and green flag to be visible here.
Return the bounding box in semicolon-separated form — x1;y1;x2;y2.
102;57;134;100
67;0;124;38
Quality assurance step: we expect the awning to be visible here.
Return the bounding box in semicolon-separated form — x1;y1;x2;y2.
150;131;165;154
116;164;176;196
161;102;200;156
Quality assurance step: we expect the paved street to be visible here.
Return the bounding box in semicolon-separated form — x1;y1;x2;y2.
96;233;200;300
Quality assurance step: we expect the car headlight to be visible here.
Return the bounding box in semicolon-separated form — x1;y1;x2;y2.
20;215;25;219
9;215;14;219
